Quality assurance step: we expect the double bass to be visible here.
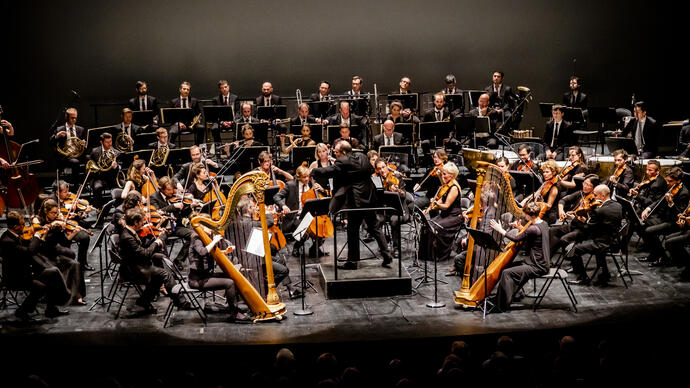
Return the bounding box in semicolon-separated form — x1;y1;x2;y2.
0;106;41;216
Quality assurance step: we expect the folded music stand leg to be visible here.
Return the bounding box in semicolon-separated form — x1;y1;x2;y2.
293;241;313;316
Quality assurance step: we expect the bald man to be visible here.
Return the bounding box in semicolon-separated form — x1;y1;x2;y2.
255;81;282;107
373;120;407;150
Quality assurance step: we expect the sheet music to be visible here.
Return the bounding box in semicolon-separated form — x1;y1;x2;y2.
245;227;271;257
292;213;314;242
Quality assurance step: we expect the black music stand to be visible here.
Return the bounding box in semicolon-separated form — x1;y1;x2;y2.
564;107;585;124
203;105;234;132
393;123;415;145
445;93;465;114
235;122;269;145
119;149;154;170
327;124;363;144
379;145;412;170
233;146;270;174
510;170;540;200
290;124;324;144
341;97;369;117
466;227;503;318
88;221;114;309
257;105;287;122
86;126;115;154
589;107;618;153
132;110;155;127
413;207;445;308
291;146;317;166
134;132;157;150
605;137;637;156
381;191;404;273
308;101;333;119
389;93;419;112
300;197;331;277
539;102;555;118
160;107;193;126
165;147;192;169
467;90;485;108
419;121;454;148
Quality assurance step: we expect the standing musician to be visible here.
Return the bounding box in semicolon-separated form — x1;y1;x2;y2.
150;176;197;270
544;105;574;161
628;159;667;215
121;159;153;199
386;100;418;124
663;203;690;281
414;149;447;209
169;81;202;144
606;149;635;197
422;162;464;264
33;199;86;305
50;107;86;182
174;145;219;190
210;80;238;145
373;120;407;150
2;211;71;320
112;108;140;151
558;146;589;192
311;140;393;269
510;145;536;173
563;76;588;110
188;221;251;322
488;202;550;312
639;167;689;267
622;101;658;158
567;184;622;286
551;174;601;252
256;81;282;107
51;180;95;272
128;80;160;119
88;132;120;207
309;143;335;191
521;160;560;225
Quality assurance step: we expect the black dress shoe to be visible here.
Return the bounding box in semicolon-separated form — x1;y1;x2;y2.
289;289;303;299
381;258;392;268
83;264;96;271
568;276;590;286
71;300;87;306
45;306;70;318
338;261;357;270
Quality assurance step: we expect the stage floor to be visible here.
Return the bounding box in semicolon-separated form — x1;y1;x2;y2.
2;225;690;347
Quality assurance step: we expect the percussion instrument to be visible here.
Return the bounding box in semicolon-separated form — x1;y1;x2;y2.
587;156;615;181
462;148;496;170
486;149;519;165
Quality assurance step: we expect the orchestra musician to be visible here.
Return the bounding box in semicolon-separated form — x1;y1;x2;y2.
290;103;319;127
423;162;464;264
621;101;658;158
606;149;635;197
522;160;561;225
374;158;414;254
557;146;589;192
128;80;160;119
468;93;502;148
34;199;86;305
310;81;332;102
51;180;95;272
188;221;251;322
332;123;360;150
327;101;365;132
551;174;600;252
510;145;536;172
386;100;418;125
309;143;335;191
484;70;515;114
50;107;86;181
280;125;316;156
563;76;588;110
2;211;71;320
442;74;464;116
256;81;282;107
677;120;690;157
373;120;407;150
88;132;120;207
663;203;690;281
496;156;517;192
347;75;364;96
488;202;550;312
628;159;667;215
147;127;176;150
227;124;263;156
121;159;152;199
311;140;393;269
235;102;260;125
150;176;196;270
393;76;413;95
210;79;238;144
567;184;622;286
174;145;219;190
639;167;689;267
414;149;447;209
544;105;574;161
187;162;215;202
423;93;455;123
112;108;141;149
257;151;293;183
169;81;202;144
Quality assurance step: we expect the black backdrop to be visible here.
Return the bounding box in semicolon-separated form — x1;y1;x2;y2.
3;0;683;170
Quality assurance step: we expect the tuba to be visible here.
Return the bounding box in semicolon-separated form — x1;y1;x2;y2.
115;132;133;152
57;136;85;158
86;148;117;172
149;145;169;167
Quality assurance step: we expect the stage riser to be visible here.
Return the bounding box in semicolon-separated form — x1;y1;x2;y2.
318;264;412;299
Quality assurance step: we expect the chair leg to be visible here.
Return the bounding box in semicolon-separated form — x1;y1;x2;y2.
106;275;120;312
558;276;578;312
610;254;628;289
114;284;131;319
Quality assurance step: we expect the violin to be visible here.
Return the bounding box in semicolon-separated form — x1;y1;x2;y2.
517;159;535;172
425;180;457;214
647;183;683;219
559;161;579;179
677;204;690;228
572;193;602;222
628;175;657;197
61;193;95;218
610;165;626;185
539;176;560;199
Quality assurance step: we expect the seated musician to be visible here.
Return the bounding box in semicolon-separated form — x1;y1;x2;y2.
423;93;455;123
309;143;335;189
121;159;152;199
280;125;316;156
496;156;517;192
468;93;503;149
227;124;262;156
557;146;589;192
347;75;365;96
256;81;282;107
310;80;332;102
393;76;413;95
332;124;360;149
663;204;690;281
484;70;515;115
544;105;574;161
291;103;319;127
422;162;464;263
386;100;419;125
567;184;623;286
128;80;160;122
274;165;325;258
488;202;550;312
326;101;365;130
628;159;667;215
147;127;176;150
187;162;214;202
563;76;588;110
50;107;86;182
606;149;635;197
112;108;140;150
413;149;447;209
311;140;393;269
374;158;415;254
209;79;238;144
373;119;407;150
621;101;658;158
51;180;94;272
551;174;600;252
188;220;251;322
235;102;260;125
174;145;219;190
3;211;72;320
639;167;689;267
119;208;189;314
510;145;536;172
34;199;86;305
257;150;293;184
0;118;15;167
150;176;197;270
88;132;121;207
521;160;561;225
169;81;202;144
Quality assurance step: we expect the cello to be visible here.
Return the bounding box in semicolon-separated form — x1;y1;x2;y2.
0;106;41;216
300;181;334;239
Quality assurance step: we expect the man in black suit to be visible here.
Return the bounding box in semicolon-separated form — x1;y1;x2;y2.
373;120;406;150
169;81;202;144
288;103;319;134
209;79;238;144
88;132;121;207
628;159;667;215
2;211;71;320
392;76;413;95
50;107;86;182
544;105;574;160
622;101;658;158
639;167;689;267
149;176;195;270
332;124;360;149
174;145;219;190
442;74;464;115
234;102;260;126
468;93;503;148
484;71;515;111
677;120;690;157
327;101;366;142
112;108;141;151
562;76;588;110
347;75;365;96
128;80;160;114
423;93;455;123
255;81;282;107
567;184;623;286
310;81;332;102
311;141;393;269
147;127;176;150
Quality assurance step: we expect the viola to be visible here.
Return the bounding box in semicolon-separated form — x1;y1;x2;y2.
573;193;602;222
539;176;559;198
425;180;457;214
559;161;579;179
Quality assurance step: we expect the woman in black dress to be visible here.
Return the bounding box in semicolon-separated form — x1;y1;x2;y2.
424;162;464;263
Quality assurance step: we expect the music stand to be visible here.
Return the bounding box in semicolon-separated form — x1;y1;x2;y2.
466;227;503;318
565;107;585;123
539;103;555;118
381;191;405;274
589;107;618;153
572;175;584;192
132;110;155;127
291;146;317;166
510;170;540;199
393;123;415;145
308;101;333;119
119;149;154;170
134;132;158;150
445;93;465;114
379;145;412;169
233;146;270;174
467;90;485;108
290;124;323;144
203;105;234;126
413;207;445;308
235;122;269;146
341;97;369;117
160;107;193;126
257;105;287;121
389;93;418;112
88;221;114;309
605;137;637;156
165;147;192;169
419;121;454;148
86;126;115;154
